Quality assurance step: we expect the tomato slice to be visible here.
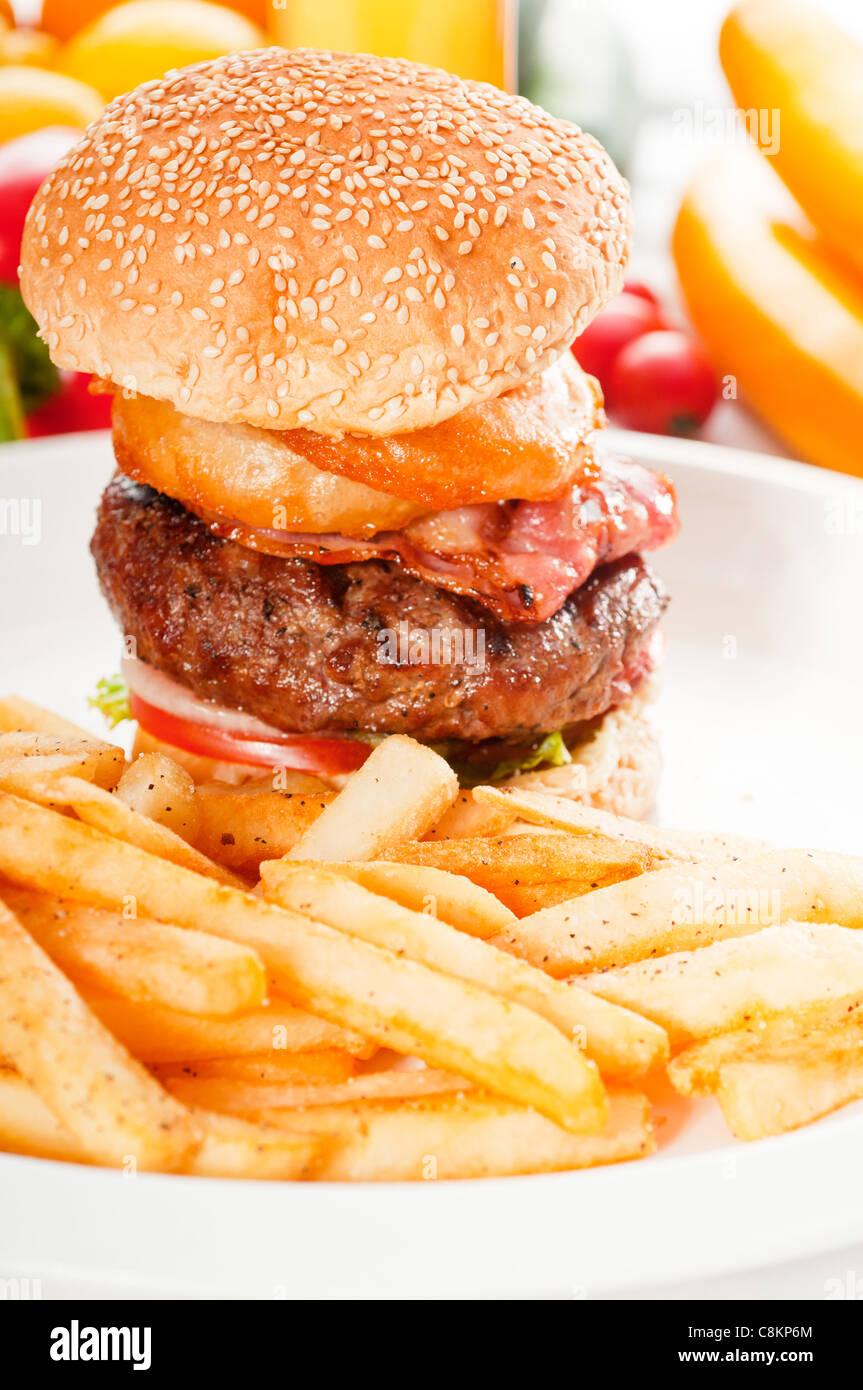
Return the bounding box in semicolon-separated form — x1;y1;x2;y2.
129;694;372;775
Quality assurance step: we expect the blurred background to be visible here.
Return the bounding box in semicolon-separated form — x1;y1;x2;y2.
1;0;862;476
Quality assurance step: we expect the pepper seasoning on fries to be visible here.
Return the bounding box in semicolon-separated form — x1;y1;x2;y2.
0;694;862;1180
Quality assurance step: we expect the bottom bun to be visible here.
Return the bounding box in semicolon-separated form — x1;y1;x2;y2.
428;684;661;838
508;683;661;821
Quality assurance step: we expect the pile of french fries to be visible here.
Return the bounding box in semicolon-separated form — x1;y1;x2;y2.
0;693;862;1182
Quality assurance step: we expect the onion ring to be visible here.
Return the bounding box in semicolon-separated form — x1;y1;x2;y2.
111;354;603;530
280;352;603;508
112;391;427;539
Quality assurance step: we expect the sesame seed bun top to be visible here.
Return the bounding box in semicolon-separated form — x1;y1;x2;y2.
21;47;632;437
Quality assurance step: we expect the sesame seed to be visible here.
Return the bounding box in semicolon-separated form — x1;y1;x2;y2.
23;47;629;429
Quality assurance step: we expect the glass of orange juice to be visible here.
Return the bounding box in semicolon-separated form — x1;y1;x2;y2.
269;0;515;90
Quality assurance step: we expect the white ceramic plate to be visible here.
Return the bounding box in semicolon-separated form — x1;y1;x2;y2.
1;427;862;1300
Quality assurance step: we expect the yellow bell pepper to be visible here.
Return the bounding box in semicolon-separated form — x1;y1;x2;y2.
0;29;60;68
41;0;268;44
721;0;863;277
59;0;267;103
674;146;863;478
0;65;103;140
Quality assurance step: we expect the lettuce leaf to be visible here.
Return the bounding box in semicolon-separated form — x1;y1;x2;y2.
489;730;572;782
88;673;131;729
0;283;58;416
0;339;24;443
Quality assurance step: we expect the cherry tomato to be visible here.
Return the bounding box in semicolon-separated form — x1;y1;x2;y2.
0;126;80;284
26;369;113;436
622;280;660;307
571;291;664;396
609;330;720;435
129;694;372;775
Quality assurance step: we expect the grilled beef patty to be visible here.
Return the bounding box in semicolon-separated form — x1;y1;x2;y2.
92;474;667;744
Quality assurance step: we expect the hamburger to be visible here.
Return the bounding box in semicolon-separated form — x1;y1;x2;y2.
20;48;678;812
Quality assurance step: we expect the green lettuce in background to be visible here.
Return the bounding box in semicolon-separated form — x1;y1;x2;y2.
0;284;58;442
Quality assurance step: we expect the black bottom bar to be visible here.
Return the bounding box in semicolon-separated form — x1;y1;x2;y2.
1;1300;854;1372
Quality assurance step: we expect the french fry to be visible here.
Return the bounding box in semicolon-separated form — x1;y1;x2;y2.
83;994;374;1063
668;1002;863;1096
0;1070;324;1179
8;691;863;1176
184;1109;325;1180
316;860;516;938
495;878;627;917
161;1068;470;1114
670;1005;863;1141
713;1056;863;1142
25;775;245;889
0;695;95;740
0;735;124;792
193;784;334;876
286;736;458;862
115;753;200;840
0;1067;83;1163
131;723;258;787
262;863;667;1079
0;886;267;1017
0;795;606;1131
496;823;571;838
257;1090;653;1181
425;789;516;840
583;923;863;1044
382;830;652;886
153;1050;360;1086
0;731;107;759
0;894;197;1170
380;831;654;915
492;849;863;976
473;785;768;861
